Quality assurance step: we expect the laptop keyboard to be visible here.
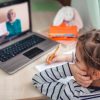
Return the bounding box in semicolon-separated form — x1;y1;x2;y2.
0;35;45;62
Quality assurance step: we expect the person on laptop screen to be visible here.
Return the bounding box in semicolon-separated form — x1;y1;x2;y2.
6;9;22;37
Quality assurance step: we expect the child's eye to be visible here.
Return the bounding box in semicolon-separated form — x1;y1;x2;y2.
75;54;78;62
75;57;79;62
76;58;78;62
75;54;80;63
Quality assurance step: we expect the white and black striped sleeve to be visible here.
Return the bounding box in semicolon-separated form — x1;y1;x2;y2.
32;63;77;100
32;63;72;84
32;78;79;100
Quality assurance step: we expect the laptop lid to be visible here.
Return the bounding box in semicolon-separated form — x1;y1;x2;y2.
0;0;32;45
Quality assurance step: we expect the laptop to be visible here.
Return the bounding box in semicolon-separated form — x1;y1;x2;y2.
0;0;58;74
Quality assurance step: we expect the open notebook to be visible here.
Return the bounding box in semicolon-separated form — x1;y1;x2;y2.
35;49;75;83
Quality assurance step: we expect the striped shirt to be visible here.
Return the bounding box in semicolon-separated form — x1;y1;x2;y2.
32;63;100;100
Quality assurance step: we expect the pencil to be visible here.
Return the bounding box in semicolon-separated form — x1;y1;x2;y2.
48;45;60;63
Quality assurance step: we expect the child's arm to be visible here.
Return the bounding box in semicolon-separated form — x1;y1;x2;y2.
32;63;79;100
46;53;92;87
55;53;74;62
46;53;74;64
33;63;72;84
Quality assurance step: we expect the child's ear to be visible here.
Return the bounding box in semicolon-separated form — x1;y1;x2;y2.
95;71;100;80
92;70;100;80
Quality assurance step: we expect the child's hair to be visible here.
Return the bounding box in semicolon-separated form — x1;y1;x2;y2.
77;29;100;70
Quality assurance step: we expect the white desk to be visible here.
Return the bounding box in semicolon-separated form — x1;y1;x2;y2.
0;55;43;100
0;42;76;100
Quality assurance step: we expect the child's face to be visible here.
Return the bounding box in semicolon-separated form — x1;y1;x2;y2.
75;46;100;81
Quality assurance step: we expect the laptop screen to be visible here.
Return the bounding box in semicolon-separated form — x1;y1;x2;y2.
0;0;31;44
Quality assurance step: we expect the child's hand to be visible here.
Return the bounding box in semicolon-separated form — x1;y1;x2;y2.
70;64;93;87
46;54;66;64
46;53;55;64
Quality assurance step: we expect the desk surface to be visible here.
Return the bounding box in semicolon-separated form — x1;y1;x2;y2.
0;42;76;100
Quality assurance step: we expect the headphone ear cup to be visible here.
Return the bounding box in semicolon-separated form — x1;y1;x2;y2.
53;7;65;26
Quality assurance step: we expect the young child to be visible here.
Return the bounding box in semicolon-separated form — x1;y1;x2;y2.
32;29;100;100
